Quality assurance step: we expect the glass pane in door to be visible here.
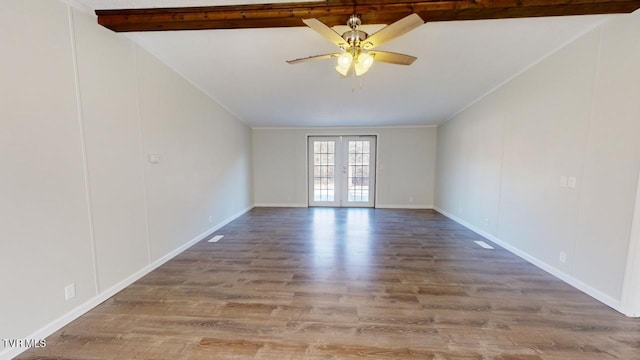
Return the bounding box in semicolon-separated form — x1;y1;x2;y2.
347;140;371;203
313;140;335;202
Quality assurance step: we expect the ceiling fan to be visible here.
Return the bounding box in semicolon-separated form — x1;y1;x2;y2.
287;13;424;77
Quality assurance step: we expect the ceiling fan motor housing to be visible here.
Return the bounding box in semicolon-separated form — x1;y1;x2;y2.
342;29;368;46
342;15;370;48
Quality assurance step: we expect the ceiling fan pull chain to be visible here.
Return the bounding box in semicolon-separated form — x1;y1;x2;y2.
352;68;358;93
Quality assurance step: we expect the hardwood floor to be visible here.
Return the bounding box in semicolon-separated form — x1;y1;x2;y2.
18;208;640;360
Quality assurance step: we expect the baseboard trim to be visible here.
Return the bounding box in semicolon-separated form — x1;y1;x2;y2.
0;205;253;360
254;203;308;208
376;204;434;209
253;204;435;210
434;206;623;313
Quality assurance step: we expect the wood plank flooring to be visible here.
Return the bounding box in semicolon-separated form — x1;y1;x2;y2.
17;208;640;360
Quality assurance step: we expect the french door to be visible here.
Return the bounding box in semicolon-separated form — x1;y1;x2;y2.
308;136;376;207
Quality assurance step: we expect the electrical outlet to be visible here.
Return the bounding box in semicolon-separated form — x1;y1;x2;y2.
208;215;213;224
483;218;489;225
409;197;414;203
64;283;76;300
568;176;577;189
559;252;567;264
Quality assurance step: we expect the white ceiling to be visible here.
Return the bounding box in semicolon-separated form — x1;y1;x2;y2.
74;0;611;128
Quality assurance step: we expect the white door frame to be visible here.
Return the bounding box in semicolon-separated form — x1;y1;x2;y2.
307;135;377;208
341;135;376;208
307;136;341;207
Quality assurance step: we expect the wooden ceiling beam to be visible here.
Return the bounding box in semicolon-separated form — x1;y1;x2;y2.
96;0;640;32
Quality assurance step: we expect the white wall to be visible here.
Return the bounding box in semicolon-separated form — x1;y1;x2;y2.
0;1;253;357
253;127;437;208
435;11;640;314
1;1;97;347
73;6;149;294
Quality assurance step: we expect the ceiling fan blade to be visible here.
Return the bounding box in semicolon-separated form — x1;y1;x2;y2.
369;51;417;65
302;18;347;47
287;53;341;64
363;13;424;49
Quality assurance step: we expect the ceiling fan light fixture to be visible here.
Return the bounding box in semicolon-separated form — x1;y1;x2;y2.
352;51;374;76
354;62;370;76
335;64;350;76
337;52;353;68
359;52;374;69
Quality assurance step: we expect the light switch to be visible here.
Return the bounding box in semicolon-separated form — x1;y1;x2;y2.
64;283;76;300
149;154;161;164
559;176;568;187
568;176;577;189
